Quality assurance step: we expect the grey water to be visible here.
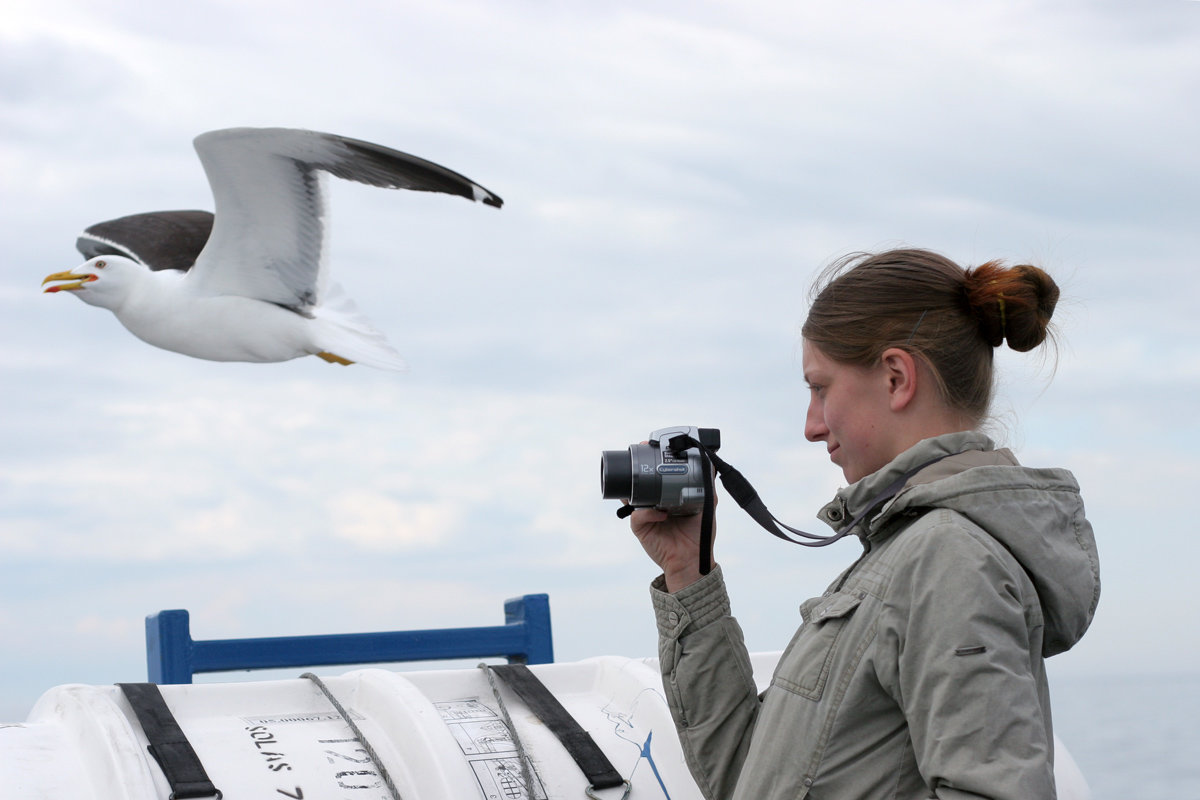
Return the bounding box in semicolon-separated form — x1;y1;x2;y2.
1050;672;1200;799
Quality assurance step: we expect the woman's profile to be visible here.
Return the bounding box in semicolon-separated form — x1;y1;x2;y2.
628;248;1101;799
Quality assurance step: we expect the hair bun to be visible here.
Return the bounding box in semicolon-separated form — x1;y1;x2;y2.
964;261;1059;352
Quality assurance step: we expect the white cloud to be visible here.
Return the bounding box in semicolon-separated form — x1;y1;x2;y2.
329;491;457;550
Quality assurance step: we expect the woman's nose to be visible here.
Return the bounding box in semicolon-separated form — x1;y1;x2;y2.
805;400;827;442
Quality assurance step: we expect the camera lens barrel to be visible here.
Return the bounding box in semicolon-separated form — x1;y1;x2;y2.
601;443;663;505
626;442;662;506
601;442;666;506
600;450;633;500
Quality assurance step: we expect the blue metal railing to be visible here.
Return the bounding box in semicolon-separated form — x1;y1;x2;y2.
146;593;553;684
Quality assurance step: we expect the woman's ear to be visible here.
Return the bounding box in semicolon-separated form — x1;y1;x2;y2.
880;347;919;412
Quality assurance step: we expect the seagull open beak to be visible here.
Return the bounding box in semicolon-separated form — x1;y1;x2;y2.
42;271;98;293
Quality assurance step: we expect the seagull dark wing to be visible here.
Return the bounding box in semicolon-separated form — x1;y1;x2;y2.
323;134;503;208
76;210;215;272
187;127;501;312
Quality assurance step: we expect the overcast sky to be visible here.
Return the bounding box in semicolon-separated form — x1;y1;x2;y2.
2;0;1198;723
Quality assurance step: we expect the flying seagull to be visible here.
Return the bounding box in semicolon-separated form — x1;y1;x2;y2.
42;127;502;370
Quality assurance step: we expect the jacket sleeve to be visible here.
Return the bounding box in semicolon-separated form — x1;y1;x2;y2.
876;512;1057;800
651;566;761;800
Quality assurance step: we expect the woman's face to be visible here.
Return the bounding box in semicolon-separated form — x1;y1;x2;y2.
802;340;896;484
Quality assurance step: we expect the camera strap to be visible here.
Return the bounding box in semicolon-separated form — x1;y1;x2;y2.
667;435;951;566
698;446;716;574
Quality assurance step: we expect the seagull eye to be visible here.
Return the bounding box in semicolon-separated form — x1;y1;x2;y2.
95;260;107;268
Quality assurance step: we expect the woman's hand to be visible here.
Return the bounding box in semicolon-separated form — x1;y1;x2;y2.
630;505;714;593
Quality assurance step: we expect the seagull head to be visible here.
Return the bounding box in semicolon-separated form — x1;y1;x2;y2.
43;255;143;310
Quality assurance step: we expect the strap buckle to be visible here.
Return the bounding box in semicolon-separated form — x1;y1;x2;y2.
586;780;631;800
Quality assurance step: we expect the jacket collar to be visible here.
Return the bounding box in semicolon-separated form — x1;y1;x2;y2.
816;431;1005;540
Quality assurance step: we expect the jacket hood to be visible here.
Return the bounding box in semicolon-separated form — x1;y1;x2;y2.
819;432;1101;657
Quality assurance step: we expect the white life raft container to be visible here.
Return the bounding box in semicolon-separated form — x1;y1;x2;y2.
0;652;1090;799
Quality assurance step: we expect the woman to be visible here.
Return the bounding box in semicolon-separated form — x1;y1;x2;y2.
629;249;1100;799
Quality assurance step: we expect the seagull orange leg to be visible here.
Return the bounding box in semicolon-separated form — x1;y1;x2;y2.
316;352;355;366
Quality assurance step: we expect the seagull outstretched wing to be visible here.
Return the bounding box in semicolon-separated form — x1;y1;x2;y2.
188;127;502;311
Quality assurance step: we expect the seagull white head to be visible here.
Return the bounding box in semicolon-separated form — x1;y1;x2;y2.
43;255;145;311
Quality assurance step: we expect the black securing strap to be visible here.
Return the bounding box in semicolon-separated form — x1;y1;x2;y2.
118;683;222;800
490;664;625;791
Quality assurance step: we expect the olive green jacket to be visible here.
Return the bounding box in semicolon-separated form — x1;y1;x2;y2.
651;432;1100;799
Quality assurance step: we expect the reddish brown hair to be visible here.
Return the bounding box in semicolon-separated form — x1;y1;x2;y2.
802;249;1059;422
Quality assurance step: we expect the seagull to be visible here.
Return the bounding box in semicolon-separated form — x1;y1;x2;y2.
42;127;502;370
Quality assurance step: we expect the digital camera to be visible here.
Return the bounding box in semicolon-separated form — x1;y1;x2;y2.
600;426;720;515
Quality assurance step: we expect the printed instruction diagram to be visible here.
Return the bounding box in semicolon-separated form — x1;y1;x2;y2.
435;699;547;800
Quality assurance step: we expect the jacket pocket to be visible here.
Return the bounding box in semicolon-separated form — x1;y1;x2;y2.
771;590;865;701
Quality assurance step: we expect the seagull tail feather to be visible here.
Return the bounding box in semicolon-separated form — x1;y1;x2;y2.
311;283;407;372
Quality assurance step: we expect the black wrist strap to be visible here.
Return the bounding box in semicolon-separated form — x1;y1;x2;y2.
118;682;222;799
698;447;715;574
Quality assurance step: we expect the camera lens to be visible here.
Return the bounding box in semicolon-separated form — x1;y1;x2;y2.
600;450;633;500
